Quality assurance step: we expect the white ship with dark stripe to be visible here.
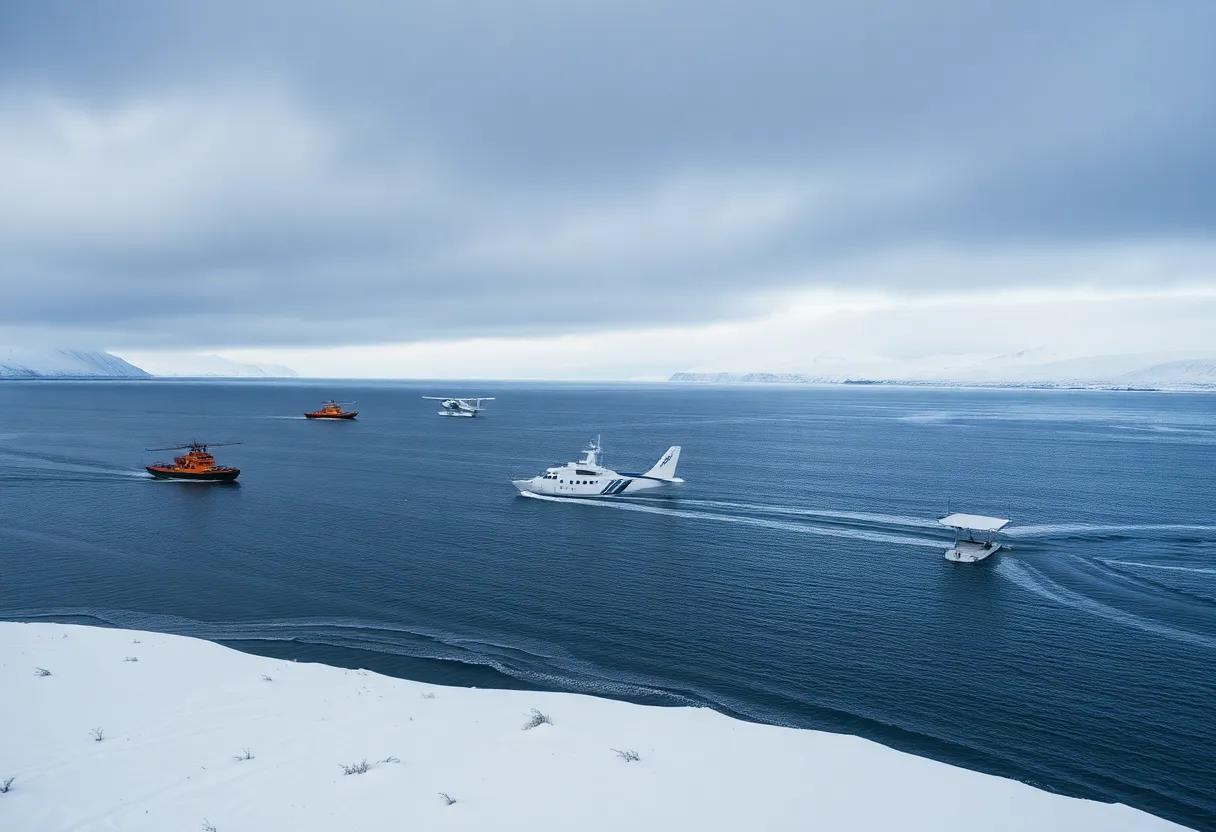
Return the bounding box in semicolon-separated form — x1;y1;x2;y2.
513;436;683;497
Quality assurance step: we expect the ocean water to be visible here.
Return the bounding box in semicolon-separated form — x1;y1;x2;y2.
1;380;1213;829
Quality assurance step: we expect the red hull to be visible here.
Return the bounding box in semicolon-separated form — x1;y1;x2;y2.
304;411;357;419
146;466;240;482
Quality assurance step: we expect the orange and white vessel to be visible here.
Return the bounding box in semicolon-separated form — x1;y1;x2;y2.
146;441;241;482
304;400;358;420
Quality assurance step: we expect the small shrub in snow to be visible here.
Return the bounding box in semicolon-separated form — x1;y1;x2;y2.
612;748;641;762
420;692;435;700
522;708;552;730
90;727;105;742
1;777;14;793
439;792;456;805
202;819;217;832
340;759;370;775
376;756;400;764
234;748;254;761
34;667;51;677
124;656;139;662
261;674;273;682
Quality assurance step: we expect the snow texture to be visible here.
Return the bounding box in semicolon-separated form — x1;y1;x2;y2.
0;622;1187;831
114;353;299;378
0;347;150;379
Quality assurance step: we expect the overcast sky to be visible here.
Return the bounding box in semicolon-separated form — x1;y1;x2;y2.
2;1;1214;377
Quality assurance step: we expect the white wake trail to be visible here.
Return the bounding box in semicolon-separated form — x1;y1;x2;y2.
519;492;943;549
996;560;1216;650
1103;560;1216;577
626;496;941;529
1006;523;1216;538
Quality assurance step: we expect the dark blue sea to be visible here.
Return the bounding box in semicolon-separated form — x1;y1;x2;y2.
2;380;1213;829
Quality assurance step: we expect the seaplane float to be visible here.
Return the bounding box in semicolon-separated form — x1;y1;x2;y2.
423;396;495;417
513;436;683;497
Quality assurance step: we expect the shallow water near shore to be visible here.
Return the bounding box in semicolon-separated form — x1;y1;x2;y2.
1;380;1213;829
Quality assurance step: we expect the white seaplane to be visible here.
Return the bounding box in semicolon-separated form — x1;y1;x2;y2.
513;436;683;497
938;513;1010;562
423;396;495;417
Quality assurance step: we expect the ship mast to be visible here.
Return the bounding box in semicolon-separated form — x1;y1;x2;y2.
581;435;602;468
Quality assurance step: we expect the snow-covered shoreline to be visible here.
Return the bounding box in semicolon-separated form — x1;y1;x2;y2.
0;623;1188;831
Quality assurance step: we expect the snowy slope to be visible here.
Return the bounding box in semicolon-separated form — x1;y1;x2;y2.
0;623;1187;832
115;353;300;378
670;371;818;383
0;347;150;378
1117;359;1216;386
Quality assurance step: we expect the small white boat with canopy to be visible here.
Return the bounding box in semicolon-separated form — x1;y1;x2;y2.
938;513;1010;562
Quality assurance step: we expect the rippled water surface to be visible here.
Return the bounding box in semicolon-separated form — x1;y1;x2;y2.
2;381;1213;829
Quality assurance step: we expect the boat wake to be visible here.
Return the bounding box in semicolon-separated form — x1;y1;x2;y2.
519;491;944;548
619;498;1215;547
0;444;150;482
1005;523;1216;540
0;465;153;483
1102;560;1216;577
623;495;941;529
1089;554;1216;605
995;560;1216;650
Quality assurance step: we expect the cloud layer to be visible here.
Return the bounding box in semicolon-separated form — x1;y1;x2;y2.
2;1;1214;357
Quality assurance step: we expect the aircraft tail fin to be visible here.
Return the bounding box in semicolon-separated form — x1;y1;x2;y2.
643;446;681;480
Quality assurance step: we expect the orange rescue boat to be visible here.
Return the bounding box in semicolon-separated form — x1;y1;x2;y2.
146;441;241;482
305;400;358;420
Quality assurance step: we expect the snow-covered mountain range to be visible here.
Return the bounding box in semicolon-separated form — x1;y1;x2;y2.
0;348;298;379
0;347;150;378
671;350;1216;391
119;353;299;378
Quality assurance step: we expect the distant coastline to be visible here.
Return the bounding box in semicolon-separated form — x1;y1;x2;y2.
0;348;150;380
1;347;297;380
668;370;1216;393
0;375;299;382
0;375;153;381
2;374;1205;391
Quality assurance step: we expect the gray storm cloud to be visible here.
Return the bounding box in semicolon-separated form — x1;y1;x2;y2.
0;1;1213;349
